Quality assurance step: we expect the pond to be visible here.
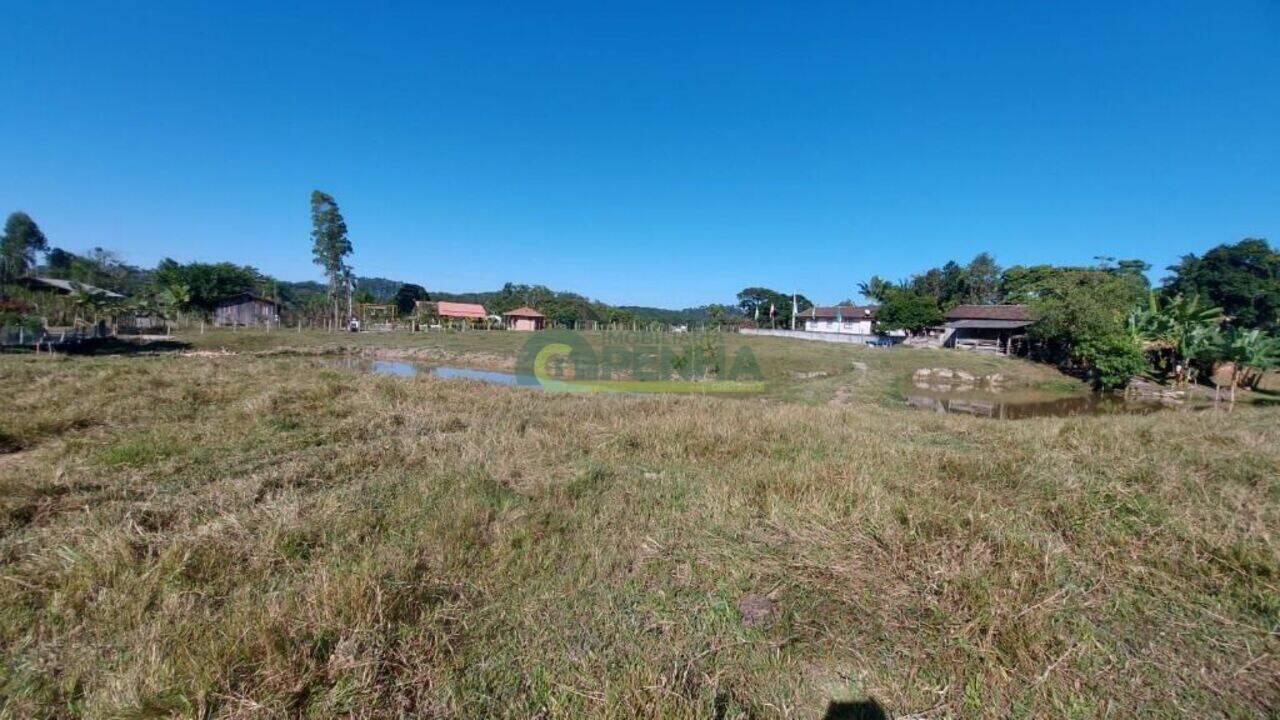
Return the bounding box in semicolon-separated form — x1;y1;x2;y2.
342;359;543;387
904;391;1181;419
340;359;1234;417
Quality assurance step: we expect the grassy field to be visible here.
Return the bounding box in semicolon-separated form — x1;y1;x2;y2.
1;334;1277;718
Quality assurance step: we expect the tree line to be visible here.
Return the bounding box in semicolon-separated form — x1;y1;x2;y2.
3;198;1276;387
0;197;720;331
858;243;1279;388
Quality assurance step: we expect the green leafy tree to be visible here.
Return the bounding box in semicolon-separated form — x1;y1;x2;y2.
938;261;967;306
1164;238;1280;330
909;268;945;302
153;259;263;314
735;287;811;327
1;212;49;285
592;306;627;326
1000;264;1062;303
44;248;75;277
705;303;737;327
1076;331;1148;390
481;282;601;326
310;190;353;329
1029;269;1148;387
0;297;39;331
875;289;943;334
393;283;430;316
963;252;1002;304
896;252;1001;307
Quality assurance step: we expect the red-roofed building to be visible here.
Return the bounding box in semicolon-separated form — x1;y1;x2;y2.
502;306;545;331
436;301;488;320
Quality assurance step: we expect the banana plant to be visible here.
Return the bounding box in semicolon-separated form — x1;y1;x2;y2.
1126;292;1224;383
1216;328;1280;393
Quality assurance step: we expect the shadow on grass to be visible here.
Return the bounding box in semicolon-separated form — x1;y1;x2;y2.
823;698;887;720
68;338;192;355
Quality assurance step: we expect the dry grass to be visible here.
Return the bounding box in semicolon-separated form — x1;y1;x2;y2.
0;350;1276;718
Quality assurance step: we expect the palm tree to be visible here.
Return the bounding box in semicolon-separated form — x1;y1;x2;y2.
155;279;192;329
857;275;893;303
68;284;111;335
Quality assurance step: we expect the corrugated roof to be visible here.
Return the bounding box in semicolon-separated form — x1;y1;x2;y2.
502;306;544;318
799;305;878;320
945;304;1031;321
436;301;488;318
17;276;125;298
946;319;1033;330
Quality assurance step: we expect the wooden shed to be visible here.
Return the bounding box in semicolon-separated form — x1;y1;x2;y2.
213;294;280;327
944;305;1033;354
503;306;545;331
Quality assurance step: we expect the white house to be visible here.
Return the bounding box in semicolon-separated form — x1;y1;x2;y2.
795;305;879;335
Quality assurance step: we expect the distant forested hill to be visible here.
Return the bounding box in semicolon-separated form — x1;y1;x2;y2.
616;305;713;325
430;284;722;326
353;277;402;301
29;250;724;324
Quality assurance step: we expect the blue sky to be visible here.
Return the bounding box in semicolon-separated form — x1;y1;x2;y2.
3;2;1277;308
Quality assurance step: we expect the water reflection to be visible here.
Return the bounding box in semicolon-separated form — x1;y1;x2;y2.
433;366;530;385
338;358;542;388
368;360;417;377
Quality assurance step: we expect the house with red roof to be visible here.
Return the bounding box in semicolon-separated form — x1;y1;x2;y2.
420;301;490;327
502;306;545;331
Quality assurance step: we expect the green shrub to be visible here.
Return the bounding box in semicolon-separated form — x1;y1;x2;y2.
1076;332;1146;389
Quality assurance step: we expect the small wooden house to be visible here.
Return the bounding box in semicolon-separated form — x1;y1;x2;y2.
503;306;545;331
944;305;1033;354
213;293;280;327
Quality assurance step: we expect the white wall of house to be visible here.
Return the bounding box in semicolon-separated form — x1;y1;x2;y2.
802;319;874;335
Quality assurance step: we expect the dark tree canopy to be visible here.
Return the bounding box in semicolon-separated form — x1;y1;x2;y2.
735;287;812;326
393;283;430;315
1163;238;1280;330
882;252;1005;308
1;211;49;284
964;252;1002;305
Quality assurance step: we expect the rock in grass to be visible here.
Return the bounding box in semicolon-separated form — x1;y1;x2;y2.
737;594;778;627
